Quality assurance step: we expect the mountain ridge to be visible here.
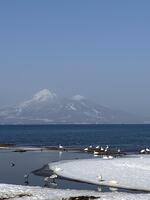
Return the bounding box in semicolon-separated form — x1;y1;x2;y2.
0;89;143;124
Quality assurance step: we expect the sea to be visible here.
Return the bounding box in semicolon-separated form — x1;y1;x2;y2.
0;124;150;151
0;124;150;191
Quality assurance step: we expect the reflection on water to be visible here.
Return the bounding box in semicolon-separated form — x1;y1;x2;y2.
0;150;98;190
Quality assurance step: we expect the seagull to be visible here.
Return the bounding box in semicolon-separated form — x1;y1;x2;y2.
89;145;93;149
96;145;100;149
146;148;150;152
10;162;15;167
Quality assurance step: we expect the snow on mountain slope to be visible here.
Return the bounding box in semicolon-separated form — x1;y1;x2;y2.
0;89;143;124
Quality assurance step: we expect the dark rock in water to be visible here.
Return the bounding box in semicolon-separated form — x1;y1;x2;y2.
62;196;99;200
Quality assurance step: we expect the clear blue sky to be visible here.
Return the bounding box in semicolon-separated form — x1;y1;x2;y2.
0;0;150;117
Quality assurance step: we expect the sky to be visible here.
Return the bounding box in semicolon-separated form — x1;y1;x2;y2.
0;0;150;117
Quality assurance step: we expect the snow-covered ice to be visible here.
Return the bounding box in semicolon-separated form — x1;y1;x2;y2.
1;184;150;200
49;155;150;192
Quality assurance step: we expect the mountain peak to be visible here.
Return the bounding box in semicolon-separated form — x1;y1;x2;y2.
33;89;57;102
71;95;85;101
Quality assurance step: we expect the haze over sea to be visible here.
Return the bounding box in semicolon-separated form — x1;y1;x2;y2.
0;124;150;152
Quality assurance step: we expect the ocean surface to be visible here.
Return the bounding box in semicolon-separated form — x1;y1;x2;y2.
0;124;150;151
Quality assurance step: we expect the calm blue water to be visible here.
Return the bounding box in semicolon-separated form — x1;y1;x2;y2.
0;124;150;152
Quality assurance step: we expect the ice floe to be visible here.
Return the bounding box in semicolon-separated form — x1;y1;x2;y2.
49;155;150;192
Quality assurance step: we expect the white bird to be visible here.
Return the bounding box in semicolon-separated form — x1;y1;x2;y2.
94;151;99;155
108;155;113;159
96;145;100;149
109;180;118;185
89;145;93;149
97;175;103;181
109;187;118;192
100;147;104;151
54;167;62;173
146;148;150;152
140;149;146;154
102;156;109;159
59;144;63;149
105;145;109;152
49;174;58;179
117;148;121;153
84;147;88;151
97;186;102;192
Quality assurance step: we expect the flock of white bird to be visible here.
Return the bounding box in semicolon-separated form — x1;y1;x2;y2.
140;147;150;154
84;145;121;159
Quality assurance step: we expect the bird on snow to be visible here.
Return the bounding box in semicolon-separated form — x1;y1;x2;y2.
97;175;103;182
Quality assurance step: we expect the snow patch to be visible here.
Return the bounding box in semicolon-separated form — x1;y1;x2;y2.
18;89;57;111
72;95;85;101
33;89;57;102
0;184;150;200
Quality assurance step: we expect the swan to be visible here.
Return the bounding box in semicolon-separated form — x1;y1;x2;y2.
59;144;63;149
49;174;58;179
100;147;104;151
84;147;88;151
140;149;146;154
97;175;103;181
94;151;99;155
108;155;113;159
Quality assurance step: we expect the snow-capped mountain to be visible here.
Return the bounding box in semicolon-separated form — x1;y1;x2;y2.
0;89;143;124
